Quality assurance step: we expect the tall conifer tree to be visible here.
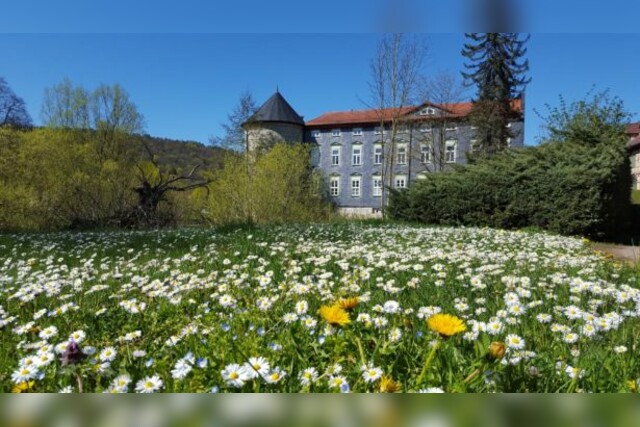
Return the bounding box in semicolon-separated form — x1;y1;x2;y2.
461;33;530;156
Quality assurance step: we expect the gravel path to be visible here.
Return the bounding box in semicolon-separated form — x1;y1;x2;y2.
592;243;640;265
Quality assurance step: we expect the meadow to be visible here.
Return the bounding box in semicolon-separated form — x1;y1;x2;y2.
1;223;639;393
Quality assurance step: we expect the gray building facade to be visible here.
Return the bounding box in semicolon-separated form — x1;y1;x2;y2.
244;93;525;216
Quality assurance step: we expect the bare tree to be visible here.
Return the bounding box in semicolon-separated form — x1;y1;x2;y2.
414;71;468;173
209;90;258;152
367;34;427;218
0;77;32;128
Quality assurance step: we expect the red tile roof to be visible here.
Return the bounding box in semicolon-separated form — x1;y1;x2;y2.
305;99;523;127
626;122;640;136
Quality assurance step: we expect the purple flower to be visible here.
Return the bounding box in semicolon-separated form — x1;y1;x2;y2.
60;341;87;366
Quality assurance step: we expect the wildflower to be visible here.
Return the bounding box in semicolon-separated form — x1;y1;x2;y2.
505;334;525;350
565;365;585;380
362;366;383;383
99;347;117;363
135;375;163;393
12;381;35;393
319;305;350;327
171;359;193;380
337;297;360;310
221;363;250;388
563;332;579;344
299;368;319;386
39;326;58;340
416;387;445;393
112;374;132;391
426;314;466;338
388;327;402;342
328;375;348;390
60;341;87;366
264;368;286;384
11;365;38;384
379;376;401;393
487;341;507;361
614;346;628;354
244;356;270;379
58;386;73;393
382;300;401;314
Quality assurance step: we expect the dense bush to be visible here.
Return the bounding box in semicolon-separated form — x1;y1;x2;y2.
389;134;633;239
389;91;637;240
202;143;332;225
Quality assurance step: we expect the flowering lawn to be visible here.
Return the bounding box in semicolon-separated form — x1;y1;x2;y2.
1;223;639;393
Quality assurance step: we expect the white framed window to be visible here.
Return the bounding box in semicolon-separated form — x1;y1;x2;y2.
398;125;409;134
445;140;457;163
469;139;478;153
396;144;407;165
311;130;321;138
373;144;382;165
420;107;436;116
352;145;362;166
351;176;361;197
506;122;512;128
420;124;432;133
420;144;431;164
445;123;457;131
331;129;341;137
330;176;340;197
507;137;512;147
372;176;382;197
374;126;383;135
331;146;341;166
352;127;363;136
394;175;407;189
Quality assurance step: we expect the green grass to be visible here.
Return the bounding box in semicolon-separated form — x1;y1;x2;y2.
1;223;639;393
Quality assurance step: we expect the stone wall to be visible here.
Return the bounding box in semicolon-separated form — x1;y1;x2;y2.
245;122;304;152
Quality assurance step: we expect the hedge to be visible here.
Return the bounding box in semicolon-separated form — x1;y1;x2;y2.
388;135;635;240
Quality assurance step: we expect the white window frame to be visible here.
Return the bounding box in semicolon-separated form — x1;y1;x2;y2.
351;176;361;198
420;124;432;133
331;146;341;166
394;175;407;189
420;143;431;164
352;127;363;136
331;129;341;137
373;144;382;165
420;107;436;116
311;130;321;138
330;176;340;197
372;176;382;197
374;126;383;135
469;139;478;153
445;140;457;163
396;144;407;165
352;145;362;166
398;125;409;134
445;123;457;131
507;137;512;147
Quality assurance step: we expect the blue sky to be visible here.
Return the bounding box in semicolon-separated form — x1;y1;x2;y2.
1;33;639;145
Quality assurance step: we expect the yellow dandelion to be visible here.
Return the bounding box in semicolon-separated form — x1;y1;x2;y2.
379;376;401;393
12;381;35;393
627;380;637;393
319;304;351;327
487;341;507;361
336;297;360;311
427;314;466;338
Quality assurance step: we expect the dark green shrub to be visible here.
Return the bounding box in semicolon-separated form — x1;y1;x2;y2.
389;136;633;239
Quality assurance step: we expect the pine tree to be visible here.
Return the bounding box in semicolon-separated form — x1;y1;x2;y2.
461;33;530;156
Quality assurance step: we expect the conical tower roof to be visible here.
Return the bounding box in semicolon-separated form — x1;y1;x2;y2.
245;91;304;126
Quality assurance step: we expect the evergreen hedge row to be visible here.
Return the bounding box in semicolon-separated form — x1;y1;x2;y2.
388;136;635;239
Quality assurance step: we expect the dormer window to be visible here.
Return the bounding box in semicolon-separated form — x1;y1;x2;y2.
352;128;363;136
311;130;321;138
420;107;436;116
420;124;432;133
445;124;457;131
332;129;341;137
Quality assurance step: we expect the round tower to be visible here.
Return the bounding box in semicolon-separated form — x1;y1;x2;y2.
242;91;305;152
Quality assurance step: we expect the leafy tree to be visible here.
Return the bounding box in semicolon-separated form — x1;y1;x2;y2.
0;77;32;128
209;90;258;151
461;33;530;155
41;78;91;129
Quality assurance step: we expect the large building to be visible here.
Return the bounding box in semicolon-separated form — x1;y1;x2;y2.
627;123;640;190
244;91;525;216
